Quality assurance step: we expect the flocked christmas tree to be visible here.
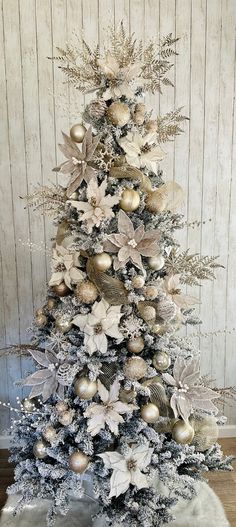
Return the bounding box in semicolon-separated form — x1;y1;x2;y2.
6;24;233;527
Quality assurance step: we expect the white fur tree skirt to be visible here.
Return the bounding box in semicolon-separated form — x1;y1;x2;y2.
0;482;229;527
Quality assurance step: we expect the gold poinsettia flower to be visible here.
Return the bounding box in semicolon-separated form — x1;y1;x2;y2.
118;131;165;173
164;274;200;309
98;51;141;100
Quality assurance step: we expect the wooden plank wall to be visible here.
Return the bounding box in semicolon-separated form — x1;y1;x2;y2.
0;0;236;432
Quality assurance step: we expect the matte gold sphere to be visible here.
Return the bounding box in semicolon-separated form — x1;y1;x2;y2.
55;401;68;414
93;252;112;271
124;357;148;380
148;255;165;271
22;398;36;413
152;351;171;371
132;276;145;288
120;189;140;212
145;190;164;213
43;425;57;442
35;313;48;327
33;439;47;459
69;451;89;474
47;297;57;310
74;376;98;400
55;316;73;334
144;286;159;300
70;123;87;143
172;420;195;444
76;281;98;304
142;305;156;322
52;282;71;297
127;336;145;354
141;402;160;423
107;102;130;127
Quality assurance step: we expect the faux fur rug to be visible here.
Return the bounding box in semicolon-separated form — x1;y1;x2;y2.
0;482;229;527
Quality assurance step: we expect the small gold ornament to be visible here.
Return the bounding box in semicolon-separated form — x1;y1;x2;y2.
55;316;73;334
127;336;145;354
69;451;89;474
144;286;159;300
52;282;71;297
35;313;48;328
120;189;140;212
55;401;68;414
141;402;159;423
148;255;165;271
141;305;156;322
70;123;87;143
22;398;36;413
33;439;47;459
35;308;44;317
132;276;145;288
76;281;98;304
190;416;219;452
119;388;136;403
93;252;112;271
107;101;130;127
133;103;146;125
58;409;74;426
47;297;57;310
172;420;195;444
145;120;157;132
124;356;148;380
151;323;168;336
152;351;171;371
74;376;98;400
70;190;79;200
43;425;57;442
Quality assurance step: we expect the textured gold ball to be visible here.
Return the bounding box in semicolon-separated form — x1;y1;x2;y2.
107;102;130;127
58;410;74;426
55;316;73;334
74;376;98;400
124;357;148;380
70;123;87;143
172;420;195;444
76;281;98;304
55;401;68;414
132;276;145;288
141;403;160;423
148;255;165;271
52;282;71;297
47;297;57;310
69;451;89;474
152;351;171;371
35;313;48;327
43;425;57;442
142;305;156;322
127;336;145;354
33;439;47;459
22;398;36;413
145;286;159;300
120;189;140;212
93;252;112;271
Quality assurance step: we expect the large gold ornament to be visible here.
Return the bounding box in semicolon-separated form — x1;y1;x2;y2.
43;425;57;442
152;351;171;371
76;281;98;304
127;336;145;354
141;402;159;423
55;316;73;334
172;420;195;444
107;102;130;127
145;182;184;213
35;313;48;328
141;305;156;322
132;275;145;289
93;252;112;271
33;439;47;459
74;376;98;400
120;189;140;212
52;282;71;297
148;255;165;271
69;451;89;474
124;357;148;380
190;416;219;452
70;123;87;143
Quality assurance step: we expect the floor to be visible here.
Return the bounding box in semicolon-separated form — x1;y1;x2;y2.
0;439;236;525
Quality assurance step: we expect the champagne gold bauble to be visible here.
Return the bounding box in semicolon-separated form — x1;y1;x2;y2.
127;336;145;354
107;102;130;127
148;255;165;271
190;416;219;452
124;356;148;380
52;282;71;297
69;451;89;474
43;425;57;442
58;410;74;426
70;190;79;200
35;313;47;328
76;281;98;304
132;276;145;288
145;190;163;213
70;123;86;143
55;401;68;414
55;316;73;334
33;439;47;459
74;376;98;400
120;189;140;212
133;103;146;125
47;297;57;310
22;398;36;413
93;252;112;271
152;351;171;371
141;402;160;423
142;305;156;322
172;420;195;444
144;286;159;300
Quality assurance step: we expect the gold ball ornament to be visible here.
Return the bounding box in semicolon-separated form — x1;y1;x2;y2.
120;189;140;212
33;439;47;459
144;286;159;300
74;376;98;400
55;401;68;414
124;356;148;380
70;123;86;143
55;316;73;334
52;282;71;297
152;351;171;371
172;420;195;445
69;451;89;474
93;252;112;271
35;313;48;328
70;190;79;200
58;410;74;426
132;276;145;289
107;102;130;127
43;425;57;442
47;297;57;310
141;402;160;423
22;398;36;413
35;308;45;317
142;305;156;322
127;336;145;354
148;255;165;271
76;281;98;304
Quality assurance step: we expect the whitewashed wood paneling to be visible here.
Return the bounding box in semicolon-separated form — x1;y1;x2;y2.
0;0;236;432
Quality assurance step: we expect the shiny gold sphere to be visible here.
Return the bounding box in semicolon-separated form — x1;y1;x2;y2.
76;281;98;304
145;190;164;213
127;336;145;354
69;451;89;474
70;190;79;200
35;313;48;327
93;252;112;271
70;123;86;143
144;286;159;300
58;410;74;426
148;255;165;271
124;357;148;380
172;420;195;444
22;398;36;413
55;316;73;334
74;376;98;400
132;276;145;288
43;425;57;442
120;189;140;212
52;282;71;297
33;439;47;459
141;402;160;423
47;297;57;310
55;401;68;414
107;102;130;127
152;351;171;371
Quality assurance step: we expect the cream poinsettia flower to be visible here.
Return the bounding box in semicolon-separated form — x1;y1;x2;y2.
68;177;119;233
118;131;165;173
164;274;200;309
99;443;153;498
98;51;141;100
84;379;137;436
49;244;85;289
72;298;123;355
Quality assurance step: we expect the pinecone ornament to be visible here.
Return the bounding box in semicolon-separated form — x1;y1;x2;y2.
88;99;107;119
57;363;77;386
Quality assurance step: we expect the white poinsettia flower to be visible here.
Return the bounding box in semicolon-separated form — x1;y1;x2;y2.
98;52;141;100
68;177;119;233
48;244;85;289
99;443;153;498
72;298;123;355
118;131;165;173
164;274;200;309
84;379;137;436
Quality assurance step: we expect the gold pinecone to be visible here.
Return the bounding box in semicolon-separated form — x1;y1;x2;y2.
88;99;107;119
